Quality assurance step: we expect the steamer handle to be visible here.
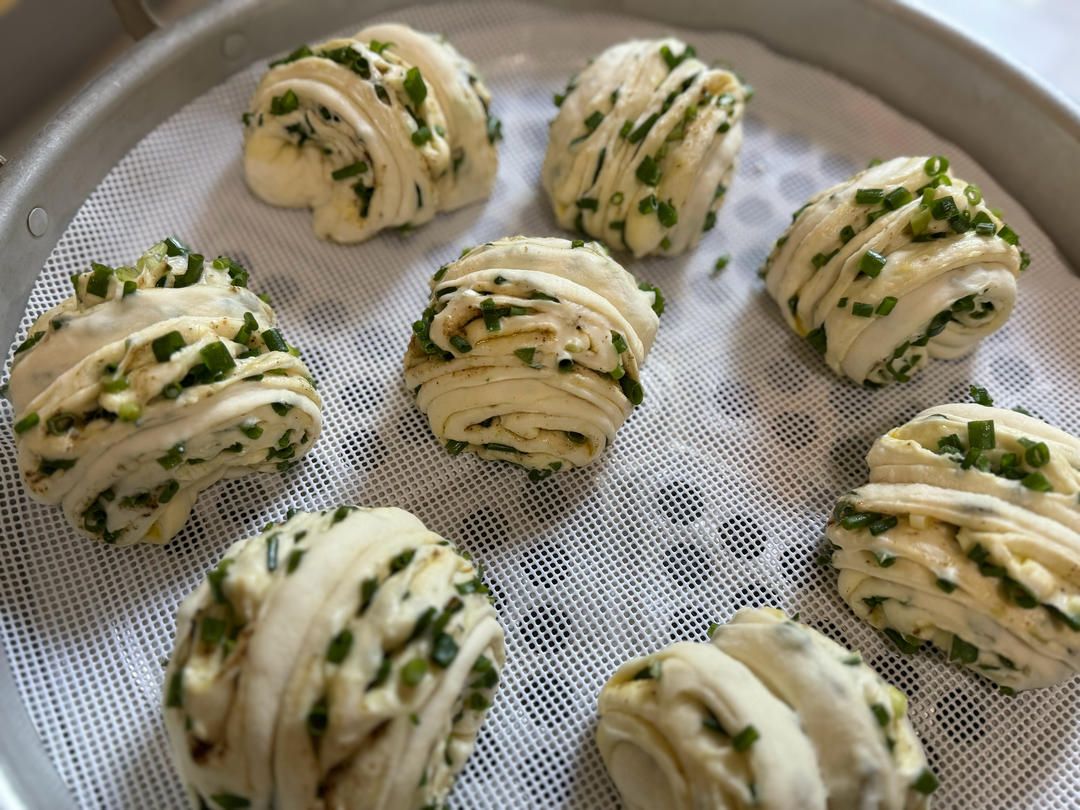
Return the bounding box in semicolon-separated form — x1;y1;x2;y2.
110;0;160;39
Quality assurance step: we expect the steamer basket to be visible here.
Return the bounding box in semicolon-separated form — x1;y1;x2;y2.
1;1;1078;808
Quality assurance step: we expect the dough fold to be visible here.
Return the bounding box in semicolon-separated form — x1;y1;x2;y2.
403;236;660;475
243;23;498;242
8;240;321;546
542;38;748;257
596;607;936;810
763;156;1026;385
828;401;1080;690
163;506;505;810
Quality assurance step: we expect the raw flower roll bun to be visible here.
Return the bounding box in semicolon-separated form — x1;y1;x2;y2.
7;239;321;547
542;37;748;257
163;506;505;810
403;236;662;478
596;607;937;810
828;394;1080;691
762;155;1028;385
243;23;499;243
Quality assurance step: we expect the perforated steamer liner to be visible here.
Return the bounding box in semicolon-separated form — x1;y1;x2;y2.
1;2;1079;808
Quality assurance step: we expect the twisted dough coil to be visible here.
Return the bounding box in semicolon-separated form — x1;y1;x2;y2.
542;37;748;257
8;239;321;546
596;607;936;810
763;156;1026;385
163;506;505;810
403;236;661;477
829;401;1080;691
244;23;499;242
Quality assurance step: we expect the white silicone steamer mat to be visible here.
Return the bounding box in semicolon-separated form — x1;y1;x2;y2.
1;1;1078;807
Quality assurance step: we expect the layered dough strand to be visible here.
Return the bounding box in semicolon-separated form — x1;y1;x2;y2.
763;156;1026;385
542;37;748;257
163;506;505;810
403;236;661;476
244;23;498;242
828;401;1080;690
596;607;936;809
8;240;321;546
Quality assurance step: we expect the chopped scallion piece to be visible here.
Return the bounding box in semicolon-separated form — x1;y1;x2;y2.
923;156;949;175
152;331;187;362
403;66;427;107
855;188;884;204
875;296;898;316
14;412;39;433
857;250;887;278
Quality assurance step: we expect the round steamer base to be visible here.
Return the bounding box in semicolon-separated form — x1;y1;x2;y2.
1;2;1078;808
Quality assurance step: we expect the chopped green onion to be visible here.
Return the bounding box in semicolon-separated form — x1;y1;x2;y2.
967;419;995;451
964;184;982;205
638;194;658;214
883;187;912;210
732;725;759;752
805;325;827;354
449;335;472;354
426;631;458;668
636;155;661;186
411;125;432;146
156;442;185;470
269;89;299;115
565;431;587;445
403;66;427;107
868;515;898;535
639;282;664;316
269;44;313;67
152;331;187;362
1024;441;1050;468
998;225;1019;246
326;629;353;664
200;341;236;375
883;627;921;654
610;191;624;205
857;250;887;278
331;161;367;180
949;634;979;664
628;113;659;143
262;329;288;353
912;769;939;795
930;196;958;220
619;375;644;405
86;263;114;298
287;548;306;574
969;385;993;406
875;297;898;316
611;332;628;354
909;207;932;235
632;659;660;680
852;302;874;318
514;347;537;366
401;658;428;687
855;188;884;204
936;578;957;593
871;703;890;727
117;402;142;422
446;439;468;455
657;199;677;227
839;225;856;243
14;413;39;433
165;671;183;708
924;156;949;175
1021;471;1052;492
